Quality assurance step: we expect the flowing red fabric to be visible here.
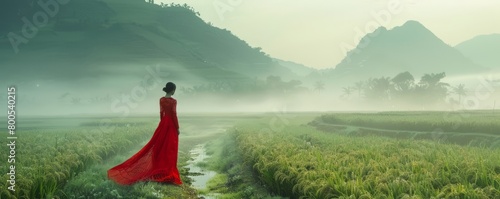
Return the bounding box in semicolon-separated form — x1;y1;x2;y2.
107;97;182;185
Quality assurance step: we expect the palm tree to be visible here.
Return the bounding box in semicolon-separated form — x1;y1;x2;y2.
419;73;449;89
365;77;392;101
354;81;364;97
342;87;353;98
314;81;325;93
392;71;415;93
453;84;467;104
390;72;416;104
417;72;450;104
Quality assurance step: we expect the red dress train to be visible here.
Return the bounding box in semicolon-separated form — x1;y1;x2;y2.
107;97;182;185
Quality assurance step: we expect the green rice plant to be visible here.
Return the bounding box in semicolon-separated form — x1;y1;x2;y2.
232;119;500;199
314;111;500;136
0;119;157;199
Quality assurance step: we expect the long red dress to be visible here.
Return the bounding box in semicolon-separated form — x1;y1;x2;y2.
107;97;182;185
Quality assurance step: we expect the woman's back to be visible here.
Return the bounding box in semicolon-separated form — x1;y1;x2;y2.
160;97;179;130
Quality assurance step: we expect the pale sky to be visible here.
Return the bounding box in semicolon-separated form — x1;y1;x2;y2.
157;0;500;69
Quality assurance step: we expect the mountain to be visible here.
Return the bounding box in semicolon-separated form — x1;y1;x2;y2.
0;0;297;85
455;34;500;69
331;20;485;82
272;59;317;76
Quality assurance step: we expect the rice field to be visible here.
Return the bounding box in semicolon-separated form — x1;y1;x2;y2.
0;117;158;198
2;112;500;198
232;114;500;199
0;114;259;199
313;111;500;135
0;115;237;199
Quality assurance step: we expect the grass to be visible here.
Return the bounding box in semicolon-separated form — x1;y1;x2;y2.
232;115;500;198
0;117;158;198
311;111;500;149
0;114;270;199
197;129;287;199
3;111;498;198
314;111;500;135
0;114;246;199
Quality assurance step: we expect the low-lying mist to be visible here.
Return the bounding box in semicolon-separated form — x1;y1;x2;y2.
1;64;499;117
2;87;498;117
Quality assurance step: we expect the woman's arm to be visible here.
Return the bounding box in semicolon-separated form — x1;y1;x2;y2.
172;99;179;133
159;98;164;120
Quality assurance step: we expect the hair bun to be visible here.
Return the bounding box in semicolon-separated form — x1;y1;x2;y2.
163;82;176;93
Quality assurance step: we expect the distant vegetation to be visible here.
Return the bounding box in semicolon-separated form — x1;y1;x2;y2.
177;71;473;110
341;71;467;108
159;2;200;16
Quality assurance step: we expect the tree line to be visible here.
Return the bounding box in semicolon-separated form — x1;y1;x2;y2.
178;72;471;109
342;71;467;108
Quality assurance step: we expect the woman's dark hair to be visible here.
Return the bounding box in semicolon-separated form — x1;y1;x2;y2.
163;82;176;93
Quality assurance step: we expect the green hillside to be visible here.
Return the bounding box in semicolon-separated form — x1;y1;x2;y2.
0;0;297;83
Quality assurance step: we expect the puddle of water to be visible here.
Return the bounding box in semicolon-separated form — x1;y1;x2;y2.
187;144;219;199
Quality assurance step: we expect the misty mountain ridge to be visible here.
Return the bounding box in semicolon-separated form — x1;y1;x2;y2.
0;1;495;91
1;1;498;115
273;58;317;77
0;0;300;85
330;20;487;82
455;34;500;69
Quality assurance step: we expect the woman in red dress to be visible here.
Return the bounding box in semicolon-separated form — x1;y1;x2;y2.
107;82;182;185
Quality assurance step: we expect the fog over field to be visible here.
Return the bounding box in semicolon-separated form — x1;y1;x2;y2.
1;0;500;117
2;68;499;117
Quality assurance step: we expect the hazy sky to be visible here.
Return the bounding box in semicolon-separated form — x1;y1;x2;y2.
157;0;500;69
